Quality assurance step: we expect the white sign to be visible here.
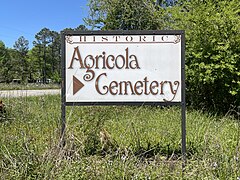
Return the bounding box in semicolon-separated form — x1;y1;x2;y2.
64;33;182;103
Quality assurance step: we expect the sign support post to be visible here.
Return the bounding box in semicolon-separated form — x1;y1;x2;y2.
181;32;186;168
61;97;66;147
61;32;66;147
181;102;186;168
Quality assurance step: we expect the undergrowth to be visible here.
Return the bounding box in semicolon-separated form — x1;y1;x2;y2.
0;95;239;179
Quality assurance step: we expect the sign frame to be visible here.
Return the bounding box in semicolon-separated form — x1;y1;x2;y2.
61;30;186;164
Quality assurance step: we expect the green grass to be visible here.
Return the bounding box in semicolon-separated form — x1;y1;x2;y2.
0;95;239;179
0;83;60;90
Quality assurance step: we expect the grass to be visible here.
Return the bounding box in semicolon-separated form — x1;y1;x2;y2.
0;95;239;179
0;83;60;90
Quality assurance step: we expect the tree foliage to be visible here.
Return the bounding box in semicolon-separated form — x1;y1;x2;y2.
0;0;239;113
85;0;172;30
0;25;88;84
0;41;11;82
86;0;239;113
13;36;29;82
168;0;240;112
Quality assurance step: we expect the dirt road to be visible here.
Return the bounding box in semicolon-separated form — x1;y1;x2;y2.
0;89;61;98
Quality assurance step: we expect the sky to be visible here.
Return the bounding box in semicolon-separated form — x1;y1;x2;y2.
0;0;89;48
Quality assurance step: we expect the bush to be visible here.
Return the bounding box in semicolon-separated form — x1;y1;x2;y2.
169;0;240;113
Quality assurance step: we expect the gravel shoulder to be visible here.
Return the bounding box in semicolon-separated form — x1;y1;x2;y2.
0;89;61;98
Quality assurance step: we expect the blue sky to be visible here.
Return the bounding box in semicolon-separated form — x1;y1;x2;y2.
0;0;88;48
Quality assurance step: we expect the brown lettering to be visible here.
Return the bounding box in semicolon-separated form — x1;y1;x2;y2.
106;55;115;69
102;36;108;42
95;52;106;69
84;55;95;69
79;36;87;42
126;36;133;42
140;36;146;42
134;81;143;95
143;77;150;95
167;81;180;101
68;46;84;69
125;48;129;69
159;81;166;94
115;55;125;69
109;81;118;95
95;73;108;95
150;81;159;95
119;81;135;95
113;36;120;42
129;55;140;69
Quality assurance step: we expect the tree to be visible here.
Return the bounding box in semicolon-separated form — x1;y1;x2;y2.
34;28;52;84
48;30;61;82
13;36;29;56
75;25;88;31
165;0;240;112
13;36;29;82
85;0;169;30
85;0;240;113
62;25;88;31
27;47;42;82
0;41;11;82
32;26;87;84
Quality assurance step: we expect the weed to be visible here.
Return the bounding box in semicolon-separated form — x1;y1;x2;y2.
0;95;239;179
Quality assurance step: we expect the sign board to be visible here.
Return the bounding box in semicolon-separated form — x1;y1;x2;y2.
62;31;184;105
61;30;186;164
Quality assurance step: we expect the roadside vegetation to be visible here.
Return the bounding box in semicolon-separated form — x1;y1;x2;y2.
0;83;60;91
0;95;239;179
1;0;239;113
85;0;240;114
0;0;239;179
